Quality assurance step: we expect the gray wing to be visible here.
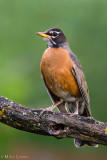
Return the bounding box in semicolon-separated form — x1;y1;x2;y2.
70;52;91;116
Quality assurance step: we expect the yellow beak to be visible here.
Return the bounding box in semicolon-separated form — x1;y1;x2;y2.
36;32;50;38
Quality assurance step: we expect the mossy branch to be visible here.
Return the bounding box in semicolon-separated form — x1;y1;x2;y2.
0;96;107;145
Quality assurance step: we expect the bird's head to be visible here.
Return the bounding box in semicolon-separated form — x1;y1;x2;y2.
36;27;68;48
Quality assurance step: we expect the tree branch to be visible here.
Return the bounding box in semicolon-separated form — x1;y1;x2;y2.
0;96;107;145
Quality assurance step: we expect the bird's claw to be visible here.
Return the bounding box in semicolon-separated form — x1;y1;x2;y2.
40;105;56;115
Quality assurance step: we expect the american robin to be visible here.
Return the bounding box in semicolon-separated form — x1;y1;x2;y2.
36;27;98;147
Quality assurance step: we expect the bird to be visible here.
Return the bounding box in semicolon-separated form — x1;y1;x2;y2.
36;27;98;147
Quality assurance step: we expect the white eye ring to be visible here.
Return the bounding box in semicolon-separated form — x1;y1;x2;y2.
50;31;59;38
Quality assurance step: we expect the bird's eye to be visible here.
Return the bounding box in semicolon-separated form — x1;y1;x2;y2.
52;32;58;37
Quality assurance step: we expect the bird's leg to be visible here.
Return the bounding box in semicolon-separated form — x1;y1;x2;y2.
40;99;63;114
68;99;79;116
73;99;79;115
57;101;67;113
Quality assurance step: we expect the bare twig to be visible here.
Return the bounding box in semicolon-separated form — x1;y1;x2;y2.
0;96;107;145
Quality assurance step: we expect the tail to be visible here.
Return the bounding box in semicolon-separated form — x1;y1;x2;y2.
68;102;98;148
74;138;98;148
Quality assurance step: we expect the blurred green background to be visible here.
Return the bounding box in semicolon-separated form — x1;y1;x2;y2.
0;0;107;159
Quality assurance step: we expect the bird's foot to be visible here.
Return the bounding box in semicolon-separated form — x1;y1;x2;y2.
67;109;79;116
67;112;78;116
40;105;56;115
40;99;63;115
68;99;79;116
73;109;78;115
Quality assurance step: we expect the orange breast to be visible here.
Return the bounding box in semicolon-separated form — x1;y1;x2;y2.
40;48;80;98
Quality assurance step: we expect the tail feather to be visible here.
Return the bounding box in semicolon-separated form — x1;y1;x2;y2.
68;101;98;148
74;138;98;148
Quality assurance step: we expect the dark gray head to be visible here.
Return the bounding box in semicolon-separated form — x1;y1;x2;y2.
36;27;70;49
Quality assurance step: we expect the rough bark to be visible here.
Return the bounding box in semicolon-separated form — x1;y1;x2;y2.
0;96;107;145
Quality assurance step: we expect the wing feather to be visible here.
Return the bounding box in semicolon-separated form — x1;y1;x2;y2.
70;52;91;116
